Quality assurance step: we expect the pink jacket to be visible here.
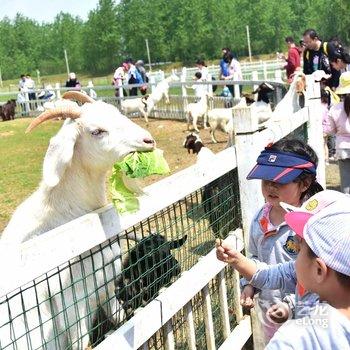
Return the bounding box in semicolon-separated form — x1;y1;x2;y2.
323;102;350;150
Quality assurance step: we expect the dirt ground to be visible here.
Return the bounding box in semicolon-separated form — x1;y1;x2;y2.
131;117;229;185
132;117;340;190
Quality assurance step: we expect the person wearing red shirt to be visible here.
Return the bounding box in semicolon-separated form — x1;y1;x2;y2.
280;37;301;82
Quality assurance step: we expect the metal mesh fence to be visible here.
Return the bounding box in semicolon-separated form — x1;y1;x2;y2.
143;265;239;350
0;168;241;349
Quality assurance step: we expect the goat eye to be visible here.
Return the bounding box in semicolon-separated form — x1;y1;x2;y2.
91;129;106;136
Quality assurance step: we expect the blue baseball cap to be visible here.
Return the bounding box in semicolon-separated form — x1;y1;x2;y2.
246;149;316;184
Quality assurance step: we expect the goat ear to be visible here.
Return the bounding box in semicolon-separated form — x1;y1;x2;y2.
43;122;80;187
169;235;187;249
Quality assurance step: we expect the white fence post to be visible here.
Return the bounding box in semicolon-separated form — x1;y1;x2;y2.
252;71;259;93
234;106;266;350
181;67;188;114
55;83;61;99
233;72;240;98
118;79;124;98
149;75;156;92
233;106;264;247
305;76;326;188
263;62;267;80
274;69;283;83
24;92;30;112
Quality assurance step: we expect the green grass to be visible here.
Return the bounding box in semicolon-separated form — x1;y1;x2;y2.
0;118;62;231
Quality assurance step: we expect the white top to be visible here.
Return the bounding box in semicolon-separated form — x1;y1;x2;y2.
198;66;209;81
113;67;126;85
266;303;350;350
189;78;207;98
228;58;242;80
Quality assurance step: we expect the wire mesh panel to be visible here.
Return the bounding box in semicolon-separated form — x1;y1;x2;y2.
0;169;241;349
142;265;240;350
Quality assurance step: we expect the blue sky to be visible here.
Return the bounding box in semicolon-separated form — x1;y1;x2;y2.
1;0;101;23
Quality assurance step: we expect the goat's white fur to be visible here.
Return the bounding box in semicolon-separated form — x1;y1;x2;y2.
268;72;306;124
185;93;210;133
208;84;274;145
120;97;149;123
0;100;155;349
145;74;179;117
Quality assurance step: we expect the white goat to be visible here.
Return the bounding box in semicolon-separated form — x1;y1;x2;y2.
185;93;210;133
269;71;306;123
120;96;149;123
0;91;155;349
208;83;274;145
145;73;179;117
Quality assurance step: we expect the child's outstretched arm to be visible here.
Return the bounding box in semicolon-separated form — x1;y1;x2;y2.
215;239;257;280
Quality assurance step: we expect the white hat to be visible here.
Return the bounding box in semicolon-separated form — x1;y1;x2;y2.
312;70;331;82
69;72;76;79
335;71;350;95
281;190;350;276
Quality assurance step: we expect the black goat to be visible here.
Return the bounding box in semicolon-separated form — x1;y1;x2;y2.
0;99;16;121
116;233;187;318
252;82;275;103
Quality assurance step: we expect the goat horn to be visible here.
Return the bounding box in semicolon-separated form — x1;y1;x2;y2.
62;91;95;104
25;106;81;133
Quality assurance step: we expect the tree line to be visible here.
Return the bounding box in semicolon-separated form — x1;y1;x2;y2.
0;0;349;80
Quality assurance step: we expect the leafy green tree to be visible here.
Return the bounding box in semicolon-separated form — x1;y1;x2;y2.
83;0;121;74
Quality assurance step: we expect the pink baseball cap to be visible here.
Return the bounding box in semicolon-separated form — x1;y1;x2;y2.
281;190;350;276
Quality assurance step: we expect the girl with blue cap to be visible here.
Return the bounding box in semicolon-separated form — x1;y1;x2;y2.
241;138;323;342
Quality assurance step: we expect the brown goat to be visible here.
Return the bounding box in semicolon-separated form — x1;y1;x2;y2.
0;99;16;121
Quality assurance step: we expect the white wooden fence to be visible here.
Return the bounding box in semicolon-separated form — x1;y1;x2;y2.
0;77;323;349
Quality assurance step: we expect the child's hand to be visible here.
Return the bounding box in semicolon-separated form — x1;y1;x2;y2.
240;284;255;308
215;239;240;264
266;302;290;324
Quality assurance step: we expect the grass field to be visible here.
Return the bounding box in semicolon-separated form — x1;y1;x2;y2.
0;115;340;233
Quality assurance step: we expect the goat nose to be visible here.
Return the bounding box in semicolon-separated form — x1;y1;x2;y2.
143;138;155;145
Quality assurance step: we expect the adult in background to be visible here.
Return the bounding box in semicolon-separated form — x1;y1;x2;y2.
280;37;301;82
135;60;149;96
224;52;242;96
65;72;81;90
323;71;350;194
17;74;28;116
329;46;350;73
25;74;37;108
195;59;215;93
125;58;143;96
195;59;209;81
302;29;332;76
219;47;231;79
112;62;128;98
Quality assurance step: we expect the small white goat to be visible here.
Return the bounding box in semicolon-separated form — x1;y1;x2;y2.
145;73;179;117
0;91;155;349
120;96;149;123
269;71;306;123
208;83;274;145
185;93;210;133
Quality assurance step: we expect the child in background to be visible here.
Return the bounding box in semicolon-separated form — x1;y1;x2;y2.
240;138;323;342
187;72;207;100
216;189;350;349
323;71;350;194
